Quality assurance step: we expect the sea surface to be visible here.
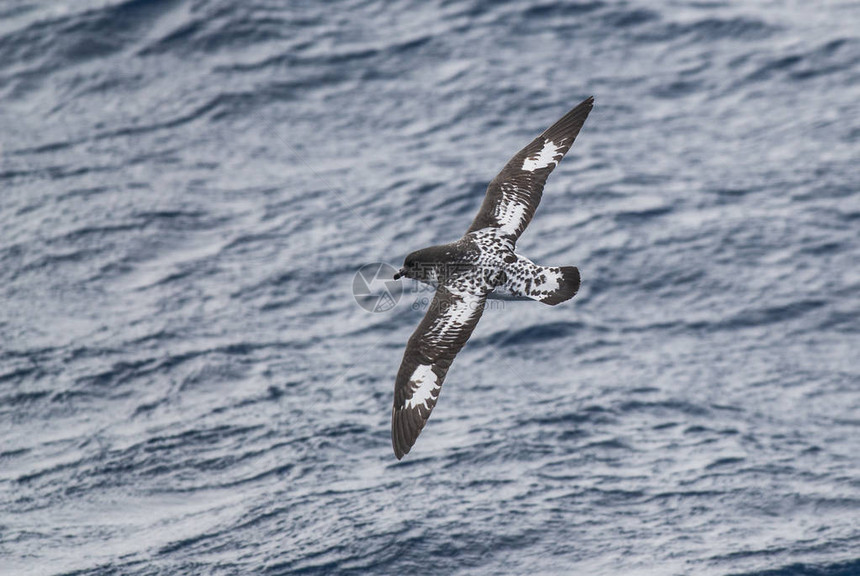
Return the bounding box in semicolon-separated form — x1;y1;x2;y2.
1;1;859;575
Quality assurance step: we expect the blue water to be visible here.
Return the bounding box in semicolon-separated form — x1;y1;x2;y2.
1;1;859;574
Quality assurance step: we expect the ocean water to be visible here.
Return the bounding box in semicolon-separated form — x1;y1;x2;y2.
1;1;859;574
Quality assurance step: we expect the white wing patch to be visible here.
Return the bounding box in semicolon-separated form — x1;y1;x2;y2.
522;138;563;171
402;289;485;411
439;287;486;322
495;188;527;235
404;364;438;409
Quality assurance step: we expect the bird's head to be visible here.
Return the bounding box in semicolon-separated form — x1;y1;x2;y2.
393;251;419;281
394;248;439;282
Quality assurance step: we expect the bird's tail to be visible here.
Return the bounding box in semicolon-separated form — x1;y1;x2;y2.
540;266;581;305
498;255;581;306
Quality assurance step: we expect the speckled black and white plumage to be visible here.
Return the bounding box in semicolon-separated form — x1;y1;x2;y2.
392;97;594;460
495;254;582;306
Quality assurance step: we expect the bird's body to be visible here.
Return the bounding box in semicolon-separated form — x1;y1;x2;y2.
391;96;594;459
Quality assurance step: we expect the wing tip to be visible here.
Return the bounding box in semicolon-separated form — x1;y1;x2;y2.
568;94;595;117
565;95;595;116
391;406;418;461
540;95;594;143
394;447;407;460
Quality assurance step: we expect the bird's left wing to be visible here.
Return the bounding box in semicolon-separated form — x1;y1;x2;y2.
392;285;488;459
467;96;593;240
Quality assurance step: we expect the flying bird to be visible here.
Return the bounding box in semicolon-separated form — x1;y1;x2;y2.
391;96;594;459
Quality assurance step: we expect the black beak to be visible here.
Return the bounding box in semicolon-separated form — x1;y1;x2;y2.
393;269;404;280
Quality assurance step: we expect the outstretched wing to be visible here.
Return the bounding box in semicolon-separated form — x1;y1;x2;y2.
467;96;594;240
392;285;487;459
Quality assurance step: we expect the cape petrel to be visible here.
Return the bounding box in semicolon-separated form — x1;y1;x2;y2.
391;96;594;459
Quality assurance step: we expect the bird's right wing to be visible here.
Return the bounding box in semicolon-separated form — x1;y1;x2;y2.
467;96;593;240
391;285;487;459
